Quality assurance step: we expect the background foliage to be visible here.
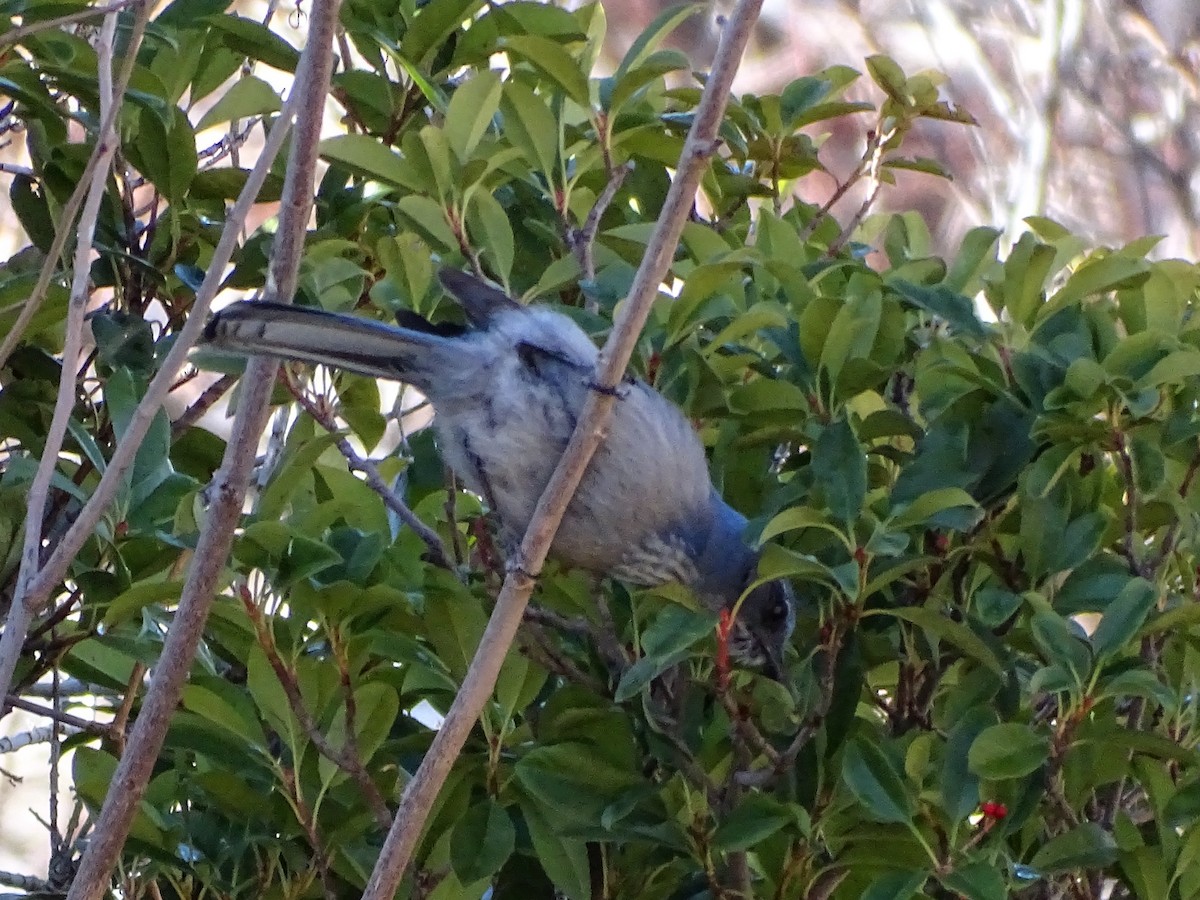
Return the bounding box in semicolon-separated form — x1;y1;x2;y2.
3;2;1200;899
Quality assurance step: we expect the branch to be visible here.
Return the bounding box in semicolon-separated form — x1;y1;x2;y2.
0;2;149;372
1;11;128;706
1;696;106;738
567;161;633;291
0;0;144;51
242;588;393;829
169;373;238;438
280;370;456;571
61;1;345;895
360;2;766;894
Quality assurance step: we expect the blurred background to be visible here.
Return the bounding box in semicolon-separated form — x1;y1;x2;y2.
2;0;1198;884
597;0;1200;259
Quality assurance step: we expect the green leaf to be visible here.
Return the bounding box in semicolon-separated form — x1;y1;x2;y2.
605;49;689;117
1091;577;1157;659
400;0;485;67
467;188;515;281
1044;511;1108;574
499;79;559;177
450;800;516;884
868;606;1003;675
205;14;300;72
194;75;281;130
942;707;994;823
820;285;881;387
1038;255;1150;327
1029;822;1118;873
861;872;927;900
713;794;794;851
319;134;424;191
520;800;590;899
181;680;264;748
945;226;1002;293
127;105;197;202
939;862;1008;900
396;194;457;249
515;742;641;827
1030;608;1091;680
107;368;173;504
841;735;914;824
758;507;852;551
613;3;700;79
501;35;591;107
444;69;502;161
615;605;715;701
811;418;867;524
888;488;980;531
974;586;1022;628
891;279;988;340
988;232;1054;325
968;723;1049;780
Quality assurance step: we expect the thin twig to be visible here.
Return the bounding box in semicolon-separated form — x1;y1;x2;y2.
242;589;393;829
107;663;145;756
0;0;143;51
360;2;766;895
2;696;108;736
827;124;895;256
169;374;238;438
569;162;633;294
281;370;456;571
517;624;605;693
280;766;339;900
1113;430;1148;577
0;722;85;752
717;685;780;767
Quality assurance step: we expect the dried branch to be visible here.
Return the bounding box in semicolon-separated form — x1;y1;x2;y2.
360;2;766;895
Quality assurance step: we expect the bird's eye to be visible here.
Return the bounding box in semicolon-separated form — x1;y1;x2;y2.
765;600;789;625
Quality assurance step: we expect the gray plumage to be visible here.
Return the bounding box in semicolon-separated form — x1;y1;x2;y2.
202;269;795;674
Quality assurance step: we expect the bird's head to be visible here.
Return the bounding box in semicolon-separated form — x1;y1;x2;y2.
727;575;796;679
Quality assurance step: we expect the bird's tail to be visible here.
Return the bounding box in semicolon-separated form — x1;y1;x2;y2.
201;301;459;390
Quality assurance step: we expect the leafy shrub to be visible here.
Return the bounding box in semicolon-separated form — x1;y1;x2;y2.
3;3;1200;899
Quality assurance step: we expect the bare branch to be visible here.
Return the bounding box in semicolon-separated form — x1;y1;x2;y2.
169;374;238;438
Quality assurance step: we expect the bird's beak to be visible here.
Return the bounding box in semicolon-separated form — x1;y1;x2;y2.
759;637;786;683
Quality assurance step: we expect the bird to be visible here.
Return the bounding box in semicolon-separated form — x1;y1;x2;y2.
201;268;795;675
